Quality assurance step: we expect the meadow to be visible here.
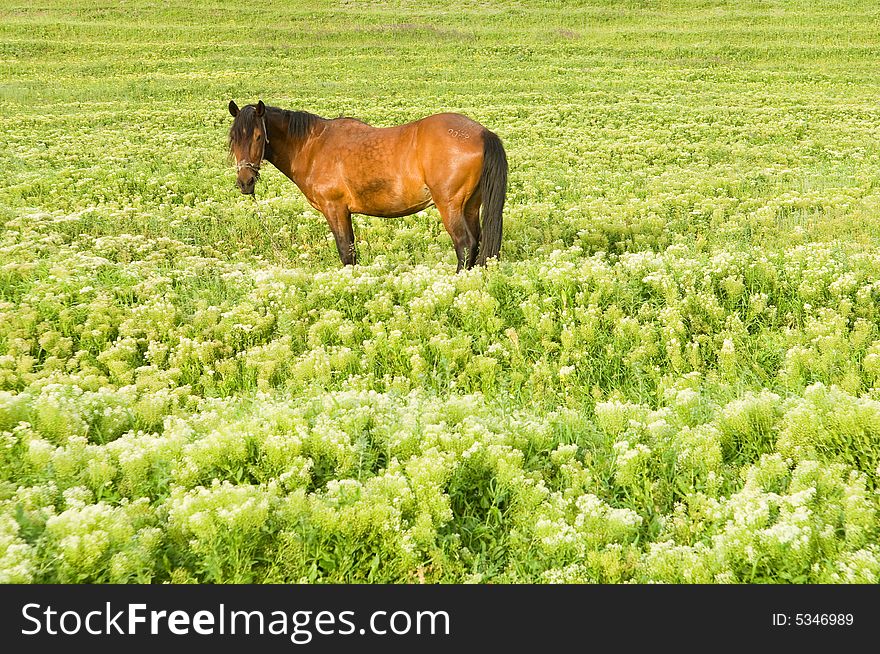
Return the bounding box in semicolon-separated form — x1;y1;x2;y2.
2;0;880;583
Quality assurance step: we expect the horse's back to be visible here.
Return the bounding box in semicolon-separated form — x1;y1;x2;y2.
417;112;485;130
331;113;484;142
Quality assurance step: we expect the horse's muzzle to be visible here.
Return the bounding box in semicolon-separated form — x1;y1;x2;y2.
237;179;256;195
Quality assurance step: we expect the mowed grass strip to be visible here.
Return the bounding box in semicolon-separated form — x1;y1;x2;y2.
0;1;879;583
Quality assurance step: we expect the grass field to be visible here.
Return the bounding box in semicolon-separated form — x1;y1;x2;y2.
2;0;880;583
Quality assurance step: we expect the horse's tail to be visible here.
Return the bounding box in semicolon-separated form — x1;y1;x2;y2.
476;129;507;266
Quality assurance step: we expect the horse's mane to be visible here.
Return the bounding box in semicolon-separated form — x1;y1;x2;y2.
229;105;323;153
279;107;323;141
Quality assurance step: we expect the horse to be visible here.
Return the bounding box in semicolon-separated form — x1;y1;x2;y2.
227;100;507;271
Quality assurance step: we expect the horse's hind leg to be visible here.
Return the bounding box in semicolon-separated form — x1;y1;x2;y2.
322;205;356;266
436;200;476;272
463;191;482;269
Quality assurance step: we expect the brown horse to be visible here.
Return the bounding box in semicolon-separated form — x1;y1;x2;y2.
228;100;507;270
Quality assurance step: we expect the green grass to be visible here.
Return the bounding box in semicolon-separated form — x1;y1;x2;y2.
1;0;880;583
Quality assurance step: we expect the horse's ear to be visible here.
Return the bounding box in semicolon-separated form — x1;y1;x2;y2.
255;100;265;117
228;100;239;117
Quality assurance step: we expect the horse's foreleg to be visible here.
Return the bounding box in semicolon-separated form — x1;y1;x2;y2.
436;202;475;273
322;205;356;266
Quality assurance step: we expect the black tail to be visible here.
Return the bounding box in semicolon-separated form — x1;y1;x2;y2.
476;129;507;266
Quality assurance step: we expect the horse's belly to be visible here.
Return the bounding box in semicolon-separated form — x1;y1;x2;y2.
349;182;433;218
361;198;434;218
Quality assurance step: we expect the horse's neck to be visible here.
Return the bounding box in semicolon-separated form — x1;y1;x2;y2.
266;112;321;183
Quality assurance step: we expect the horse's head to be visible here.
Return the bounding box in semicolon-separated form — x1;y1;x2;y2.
228;99;269;195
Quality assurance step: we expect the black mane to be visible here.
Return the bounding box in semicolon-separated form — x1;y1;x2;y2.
282;108;323;140
229;105;323;153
